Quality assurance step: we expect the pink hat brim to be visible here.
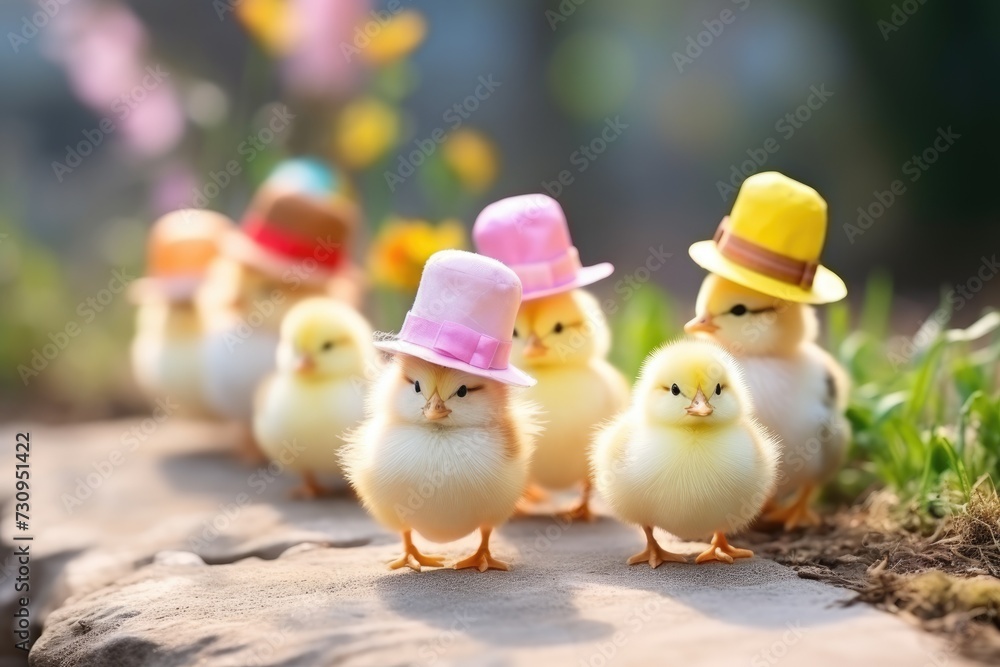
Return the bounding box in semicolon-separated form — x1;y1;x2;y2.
373;338;536;387
222;230;341;286
520;262;614;301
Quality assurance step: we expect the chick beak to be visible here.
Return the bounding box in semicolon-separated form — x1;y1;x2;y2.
295;355;316;373
423;393;452;421
522;333;548;359
684;314;719;334
685;388;714;417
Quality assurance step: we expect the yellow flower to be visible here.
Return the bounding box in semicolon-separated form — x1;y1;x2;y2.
363;10;428;66
333;97;400;169
236;0;291;54
442;128;499;193
368;218;466;290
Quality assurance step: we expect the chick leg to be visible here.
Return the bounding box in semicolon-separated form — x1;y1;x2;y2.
513;484;549;517
695;532;754;564
453;527;509;572
627;526;686;568
763;484;821;530
560;479;594;522
388;530;445;572
290;471;328;499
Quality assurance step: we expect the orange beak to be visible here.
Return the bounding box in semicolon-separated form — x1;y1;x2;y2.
684;314;719;334
685;388;714;417
295;355;316;373
423;393;452;421
522;333;548;359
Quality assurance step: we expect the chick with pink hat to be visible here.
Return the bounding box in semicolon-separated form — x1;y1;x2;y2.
472;194;629;521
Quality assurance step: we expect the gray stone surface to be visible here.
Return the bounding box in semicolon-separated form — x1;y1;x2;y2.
0;420;976;666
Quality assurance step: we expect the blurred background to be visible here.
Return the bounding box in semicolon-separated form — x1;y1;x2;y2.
1;0;998;420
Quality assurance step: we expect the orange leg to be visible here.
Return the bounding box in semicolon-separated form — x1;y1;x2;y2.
695;532;754;564
764;485;821;530
513;483;549;517
388;530;445;572
290;471;328;499
627;526;687;568
559;479;594;522
454;527;509;572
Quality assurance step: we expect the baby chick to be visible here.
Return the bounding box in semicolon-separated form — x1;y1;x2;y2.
685;274;850;529
593;339;778;566
511;289;629;520
253;297;377;498
131;301;209;416
342;356;538;572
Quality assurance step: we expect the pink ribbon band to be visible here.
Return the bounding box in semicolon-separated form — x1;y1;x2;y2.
399;313;512;370
714;217;818;289
508;246;582;292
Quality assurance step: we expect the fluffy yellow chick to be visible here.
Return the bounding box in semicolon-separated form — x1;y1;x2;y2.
511;289;629;519
593;339;778;566
253;298;377;498
685;274;850;529
342;356;538;572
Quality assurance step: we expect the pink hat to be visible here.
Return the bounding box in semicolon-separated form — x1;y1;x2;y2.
472;194;613;301
374;250;535;387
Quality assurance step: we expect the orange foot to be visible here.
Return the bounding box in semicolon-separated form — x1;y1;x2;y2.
559;481;595;522
290;472;328;500
454;527;509;572
627;526;686;568
389;531;445;572
764;485;821;531
695;532;754;564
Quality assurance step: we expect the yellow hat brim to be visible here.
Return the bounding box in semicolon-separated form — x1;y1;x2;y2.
689;240;847;304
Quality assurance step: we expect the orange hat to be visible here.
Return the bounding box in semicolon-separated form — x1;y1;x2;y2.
129;209;233;303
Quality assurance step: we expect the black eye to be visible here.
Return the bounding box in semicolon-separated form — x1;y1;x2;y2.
671;384;680;396
414;380;421;394
730;304;748;316
321;341;334;351
715;383;722;395
513;328;518;338
553;322;564;334
457;385;468;398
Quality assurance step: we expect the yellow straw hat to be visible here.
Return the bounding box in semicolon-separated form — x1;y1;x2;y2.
688;171;847;304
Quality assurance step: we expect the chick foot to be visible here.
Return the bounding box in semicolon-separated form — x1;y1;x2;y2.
627;526;686;568
388;531;445;572
454;527;509;572
290;472;329;500
695;532;753;564
763;485;821;531
559;481;595;522
512;484;550;517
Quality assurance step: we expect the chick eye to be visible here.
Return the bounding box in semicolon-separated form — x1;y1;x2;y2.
456;385;468;398
512;328;518;338
730;304;748;316
715;383;722;395
553;322;564;334
671;384;680;396
321;341;334;351
414;380;421;394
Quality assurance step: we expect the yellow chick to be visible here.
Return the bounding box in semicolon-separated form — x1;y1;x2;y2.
511;289;629;520
342;356;538;572
592;339;778;566
685;274;850;529
253;297;377;498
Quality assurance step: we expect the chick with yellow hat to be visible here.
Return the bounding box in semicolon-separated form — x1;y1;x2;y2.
685;171;851;530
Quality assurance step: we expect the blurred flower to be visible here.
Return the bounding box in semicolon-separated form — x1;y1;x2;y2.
282;0;372;99
333;97;400;169
236;0;292;54
362;10;427;66
442;128;499;193
368;218;466;290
